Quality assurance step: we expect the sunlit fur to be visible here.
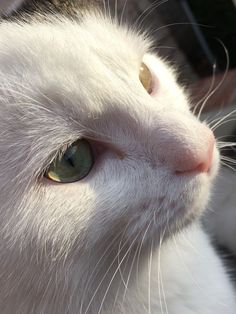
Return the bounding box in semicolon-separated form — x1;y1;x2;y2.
0;3;235;314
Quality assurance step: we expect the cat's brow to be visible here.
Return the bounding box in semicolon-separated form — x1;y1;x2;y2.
86;136;126;160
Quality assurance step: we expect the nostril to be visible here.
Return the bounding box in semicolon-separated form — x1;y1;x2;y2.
176;161;210;175
195;162;210;173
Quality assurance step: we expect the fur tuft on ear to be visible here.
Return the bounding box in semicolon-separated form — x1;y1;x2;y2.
0;0;25;16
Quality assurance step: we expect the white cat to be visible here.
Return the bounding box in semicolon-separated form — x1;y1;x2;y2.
0;1;235;313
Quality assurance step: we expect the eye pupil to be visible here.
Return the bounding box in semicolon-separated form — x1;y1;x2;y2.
64;148;77;167
45;139;94;183
139;62;152;94
65;155;75;167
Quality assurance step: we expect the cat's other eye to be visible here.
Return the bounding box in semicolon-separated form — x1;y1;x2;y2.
45;139;94;183
139;62;153;94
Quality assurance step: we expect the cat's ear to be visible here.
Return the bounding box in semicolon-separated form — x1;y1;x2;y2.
0;0;25;16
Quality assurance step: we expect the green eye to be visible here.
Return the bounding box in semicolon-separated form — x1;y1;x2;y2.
45;139;94;183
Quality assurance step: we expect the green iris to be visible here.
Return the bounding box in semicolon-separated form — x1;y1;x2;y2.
45;139;94;183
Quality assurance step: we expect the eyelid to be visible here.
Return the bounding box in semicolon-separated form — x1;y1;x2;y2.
87;138;125;160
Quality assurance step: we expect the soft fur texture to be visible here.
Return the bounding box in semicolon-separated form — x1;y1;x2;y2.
0;1;235;313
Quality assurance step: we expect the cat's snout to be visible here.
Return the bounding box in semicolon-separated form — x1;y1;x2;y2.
155;116;216;175
175;129;215;175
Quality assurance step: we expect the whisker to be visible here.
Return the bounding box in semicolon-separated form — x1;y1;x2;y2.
115;0;118;21
197;40;229;120
117;225;133;292
171;230;206;299
194;62;217;117
121;236;140;303
135;0;168;29
159;225;169;314
209;115;236;129
120;0;128;25
135;219;153;294
102;0;107;15
79;229;124;313
218;142;236;149
113;245;132;310
211;110;236;131
157;229;164;314
97;232;141;314
221;156;236;164
83;222;133;314
148;239;153;314
151;22;212;35
221;160;236;171
107;0;111;20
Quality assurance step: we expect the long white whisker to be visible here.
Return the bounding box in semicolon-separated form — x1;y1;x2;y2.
152;22;211;34
218;142;236;148
195;63;217;117
171;231;205;297
221;156;236;164
221;160;236;172
121;236;140;303
135;0;168;29
97;232;140;314
211;110;236;131
102;0;107;15
198;39;229;120
193;63;216;115
148;239;153;314
114;0;118;22
159;224;169;314
79;230;123;313
84;222;133;314
157;230;164;314
135;219;153;294
209;115;236;129
107;0;111;20
120;0;128;25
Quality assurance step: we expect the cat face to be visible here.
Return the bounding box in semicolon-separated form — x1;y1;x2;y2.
0;13;219;255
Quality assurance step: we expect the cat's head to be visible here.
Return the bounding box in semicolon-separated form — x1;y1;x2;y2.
0;7;219;257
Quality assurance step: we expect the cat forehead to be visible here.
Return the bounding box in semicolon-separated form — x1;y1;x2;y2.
0;14;151;79
0;13;154;119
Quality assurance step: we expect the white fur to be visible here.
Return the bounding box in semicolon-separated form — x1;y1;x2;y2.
0;8;235;314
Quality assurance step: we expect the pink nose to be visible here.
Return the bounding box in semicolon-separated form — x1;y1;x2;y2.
175;130;215;175
153;113;215;175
